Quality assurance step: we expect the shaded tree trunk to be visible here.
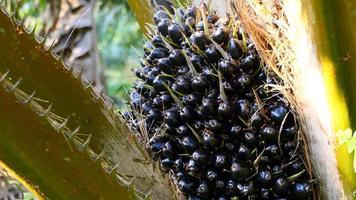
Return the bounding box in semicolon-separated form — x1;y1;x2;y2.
42;0;106;92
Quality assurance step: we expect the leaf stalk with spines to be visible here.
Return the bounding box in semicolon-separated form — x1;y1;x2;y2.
0;3;176;200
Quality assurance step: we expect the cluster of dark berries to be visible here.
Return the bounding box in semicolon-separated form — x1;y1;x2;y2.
124;5;313;200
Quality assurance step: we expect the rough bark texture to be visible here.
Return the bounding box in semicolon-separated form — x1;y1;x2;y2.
42;0;106;91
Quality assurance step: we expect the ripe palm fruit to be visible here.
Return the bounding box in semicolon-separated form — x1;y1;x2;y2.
125;4;315;200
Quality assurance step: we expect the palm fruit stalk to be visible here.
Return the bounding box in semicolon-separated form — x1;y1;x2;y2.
124;2;316;199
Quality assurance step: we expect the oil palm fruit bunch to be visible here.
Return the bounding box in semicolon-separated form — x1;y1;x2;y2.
0;0;356;199
125;4;314;199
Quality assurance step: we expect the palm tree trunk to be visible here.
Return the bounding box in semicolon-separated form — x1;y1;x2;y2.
42;0;106;92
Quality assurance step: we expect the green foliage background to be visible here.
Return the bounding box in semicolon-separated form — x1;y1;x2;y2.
95;0;143;103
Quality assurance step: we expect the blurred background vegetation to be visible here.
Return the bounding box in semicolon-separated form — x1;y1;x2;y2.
6;0;144;105
0;0;143;199
95;0;143;103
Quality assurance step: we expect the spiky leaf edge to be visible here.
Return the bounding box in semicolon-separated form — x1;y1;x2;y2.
0;2;176;199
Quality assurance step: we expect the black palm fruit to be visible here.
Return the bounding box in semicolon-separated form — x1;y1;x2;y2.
126;4;313;200
192;75;209;92
231;162;253;180
291;181;312;199
228;38;243;60
192;149;209;165
236;180;255;196
154;10;170;24
186;159;201;175
191;31;208;50
178;176;197;194
273;176;290;196
203;130;222;149
213;153;229;169
205;45;221;63
157;19;170;36
180;136;198;153
160;157;174;170
148;136;167;154
256;169;273;186
169;49;186;66
212;27;229;44
218;59;234;79
270;103;289;124
168;23;183;43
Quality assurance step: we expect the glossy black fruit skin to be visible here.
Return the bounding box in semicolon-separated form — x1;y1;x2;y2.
212;27;229;44
242;131;258;147
270;104;289;123
149;48;168;61
191;31;208;50
214;153;229;169
154;10;170;24
163;140;179;157
192;75;209;92
229;125;242;139
260;125;278;143
240;55;260;74
256;169;272;186
180;136;198;153
179;106;194;122
169;49;186;66
203;131;221;149
168;23;183;43
186;159;201;174
218;100;234;118
218;60;234;79
178;177;197;194
158;19;170;36
160;94;173;107
201;97;217;115
273;177;290;196
291;181;312;199
236;144;253;160
228;38;243;60
164;108;180;127
148;137;167;154
231;162;252;180
197;181;210;198
205;46;221;63
160;157;174;170
236;181;255;196
192;149;209;165
157;57;173;74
